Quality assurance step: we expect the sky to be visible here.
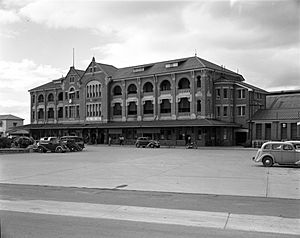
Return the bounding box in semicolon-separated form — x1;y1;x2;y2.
0;0;299;124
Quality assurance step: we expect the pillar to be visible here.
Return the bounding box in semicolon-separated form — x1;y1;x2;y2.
171;74;176;120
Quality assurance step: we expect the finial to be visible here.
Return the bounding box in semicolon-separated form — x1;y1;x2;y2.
194;49;197;57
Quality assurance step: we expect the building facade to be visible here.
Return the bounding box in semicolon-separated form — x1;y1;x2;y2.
251;90;300;146
26;56;267;146
0;114;24;137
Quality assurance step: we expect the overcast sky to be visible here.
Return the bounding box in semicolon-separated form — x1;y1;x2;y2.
0;0;299;124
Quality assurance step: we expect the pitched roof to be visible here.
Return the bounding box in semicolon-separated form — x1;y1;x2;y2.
0;114;24;120
96;63;118;76
266;93;300;109
252;109;300;121
29;77;64;92
111;56;242;80
236;81;268;94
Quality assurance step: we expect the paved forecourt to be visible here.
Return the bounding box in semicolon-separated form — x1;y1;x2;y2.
0;145;299;199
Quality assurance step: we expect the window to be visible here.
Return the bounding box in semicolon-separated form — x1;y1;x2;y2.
160;80;171;91
160;129;171;140
65;106;68;118
65;92;68;100
178;98;190;113
178;78;190;89
48;108;54;119
133;67;144;73
76;105;80;118
48;93;54;102
256;124;262;139
38;94;44;103
216;106;221;117
197;100;201;112
237;106;246;116
143;82;153;93
58;107;63;118
128;102;137;115
58;92;63;101
283;144;293;151
113;85;122;96
76;91;79;99
263;144;271;150
38;109;44;119
86;81;101;98
127;84;137;94
69;76;75;83
237;89;246;99
165;62;178;68
160;99;171;113
271;144;281;150
113;103;122;116
223;88;228;99
32;111;35;120
143;100;153;114
196;76;201;88
216;89;221;98
13;122;17;127
223;106;228;117
32;95;35;104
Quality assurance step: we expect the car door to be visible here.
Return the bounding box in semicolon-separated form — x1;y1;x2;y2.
270;143;282;163
281;144;295;164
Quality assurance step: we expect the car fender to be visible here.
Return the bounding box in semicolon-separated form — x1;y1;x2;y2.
258;153;274;163
38;145;47;151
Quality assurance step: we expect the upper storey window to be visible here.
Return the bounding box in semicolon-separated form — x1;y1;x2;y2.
160;80;171;91
69;76;75;83
32;95;35;104
48;93;54;102
133;67;144;73
38;94;44;103
113;85;122;96
237;89;246;99
127;84;137;94
58;92;63;101
178;78;190;89
143;82;153;93
86;80;101;98
197;76;201;88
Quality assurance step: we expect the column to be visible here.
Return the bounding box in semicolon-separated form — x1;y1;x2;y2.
137;78;142;121
171;74;176;120
54;90;57;123
153;75;158;120
201;71;207;117
287;123;292;140
122;81;126;121
190;71;196;119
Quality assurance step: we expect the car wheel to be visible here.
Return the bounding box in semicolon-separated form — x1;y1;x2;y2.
150;144;154;148
56;147;63;153
38;147;44;153
262;156;273;167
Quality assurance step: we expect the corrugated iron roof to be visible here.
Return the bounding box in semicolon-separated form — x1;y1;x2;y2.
0;114;24;120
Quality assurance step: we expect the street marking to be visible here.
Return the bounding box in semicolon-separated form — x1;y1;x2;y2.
1;199;300;235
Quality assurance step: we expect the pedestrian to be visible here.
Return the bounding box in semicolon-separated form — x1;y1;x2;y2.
119;136;124;146
108;136;112;146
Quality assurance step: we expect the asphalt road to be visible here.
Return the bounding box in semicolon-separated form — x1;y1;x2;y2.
1;184;299;238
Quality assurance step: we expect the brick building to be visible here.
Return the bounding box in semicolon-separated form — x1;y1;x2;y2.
25;56;267;146
251;90;300;146
0;114;24;137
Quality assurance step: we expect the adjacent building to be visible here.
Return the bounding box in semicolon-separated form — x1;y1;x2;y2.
0;114;24;137
251;90;300;146
25;56;268;146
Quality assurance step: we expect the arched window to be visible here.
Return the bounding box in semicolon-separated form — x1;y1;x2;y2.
69;87;75;100
113;85;122;96
160;99;171;113
197;100;201;112
47;93;54;102
197;76;201;88
143;100;153;114
113;103;122;115
47;108;54;118
178;98;190;112
38;108;44;119
128;84;137;94
178;78;190;89
160;80;171;91
38;94;44;103
143;82;153;93
86;81;101;98
58;92;63;101
128;102;137;115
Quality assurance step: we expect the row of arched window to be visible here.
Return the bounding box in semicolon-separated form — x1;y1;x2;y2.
86;103;101;117
86;81;101;98
112;76;202;96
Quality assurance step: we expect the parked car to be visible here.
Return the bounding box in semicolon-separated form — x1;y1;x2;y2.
135;137;160;148
62;139;83;152
252;141;300;167
37;137;67;153
60;136;85;149
285;141;300;150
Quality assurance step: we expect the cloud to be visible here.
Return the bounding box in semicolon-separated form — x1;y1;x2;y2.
0;8;20;24
0;59;63;123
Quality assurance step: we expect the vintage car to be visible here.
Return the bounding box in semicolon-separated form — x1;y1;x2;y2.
37;137;67;153
135;137;160;148
60;136;85;149
252;141;300;167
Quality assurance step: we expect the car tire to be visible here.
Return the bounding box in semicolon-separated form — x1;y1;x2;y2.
38;147;44;153
150;144;154;148
56;147;63;153
262;156;273;167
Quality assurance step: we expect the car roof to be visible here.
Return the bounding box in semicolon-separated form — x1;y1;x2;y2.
262;141;293;146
